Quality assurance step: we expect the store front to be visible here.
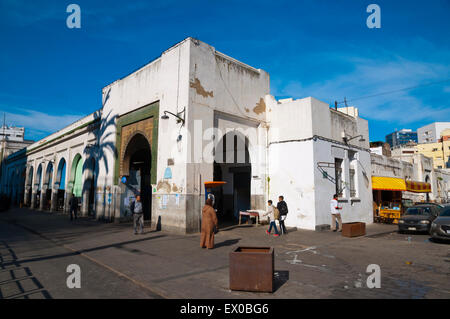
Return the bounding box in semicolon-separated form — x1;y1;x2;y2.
372;176;432;223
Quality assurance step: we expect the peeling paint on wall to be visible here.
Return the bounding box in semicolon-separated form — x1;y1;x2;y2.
190;78;213;98
253;98;266;114
156;180;171;193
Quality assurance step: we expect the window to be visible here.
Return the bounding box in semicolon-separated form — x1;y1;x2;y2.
348;151;358;198
349;168;356;197
334;158;343;197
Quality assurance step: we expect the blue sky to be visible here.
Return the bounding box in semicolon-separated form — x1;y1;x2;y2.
0;0;449;142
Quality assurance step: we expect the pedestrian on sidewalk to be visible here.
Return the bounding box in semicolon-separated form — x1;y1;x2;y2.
263;200;280;237
277;195;288;235
132;195;144;235
330;194;343;232
200;198;218;249
69;195;78;221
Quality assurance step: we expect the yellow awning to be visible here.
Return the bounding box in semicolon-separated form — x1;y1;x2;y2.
372;176;406;191
405;180;431;193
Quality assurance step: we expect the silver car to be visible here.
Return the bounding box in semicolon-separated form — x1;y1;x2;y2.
430;206;450;241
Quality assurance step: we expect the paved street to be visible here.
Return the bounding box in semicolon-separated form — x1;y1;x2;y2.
0;207;449;299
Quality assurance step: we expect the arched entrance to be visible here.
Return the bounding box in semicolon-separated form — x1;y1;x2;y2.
69;154;83;211
34;164;43;208
83;157;96;216
55;158;66;211
43;163;53;210
122;133;152;221
214;131;251;226
26;166;33;207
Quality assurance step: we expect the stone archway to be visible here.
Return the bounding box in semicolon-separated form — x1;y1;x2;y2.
121;133;152;221
25;166;33;207
34;164;43;209
54;158;66;211
42;162;54;210
82;156;96;216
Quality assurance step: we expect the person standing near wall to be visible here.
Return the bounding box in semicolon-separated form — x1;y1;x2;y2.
330;194;343;232
277;196;288;235
132;195;144;235
200;198;219;249
69;195;78;221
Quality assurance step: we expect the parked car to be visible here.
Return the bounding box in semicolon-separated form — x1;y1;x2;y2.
398;204;441;233
430;207;450;241
414;202;444;208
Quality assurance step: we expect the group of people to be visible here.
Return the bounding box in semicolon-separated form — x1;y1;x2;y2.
263;196;289;237
198;192;343;249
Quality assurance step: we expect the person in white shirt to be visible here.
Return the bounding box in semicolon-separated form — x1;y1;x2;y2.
262;200;280;237
330;194;343;232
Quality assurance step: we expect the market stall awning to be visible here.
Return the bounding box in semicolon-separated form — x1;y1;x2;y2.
405;180;431;193
204;181;227;188
372;176;406;191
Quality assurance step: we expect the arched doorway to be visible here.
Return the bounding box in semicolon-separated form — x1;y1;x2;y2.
83;157;96;216
35;164;43;209
55;158;66;211
44;163;53;210
26;166;33;207
69;154;83;212
122;133;152;221
18;168;26;206
214;131;251;226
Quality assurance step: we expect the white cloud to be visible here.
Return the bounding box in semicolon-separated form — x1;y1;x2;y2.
3;108;83;141
273;54;450;125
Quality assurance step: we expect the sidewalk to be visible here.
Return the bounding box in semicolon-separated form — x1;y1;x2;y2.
1;207;448;299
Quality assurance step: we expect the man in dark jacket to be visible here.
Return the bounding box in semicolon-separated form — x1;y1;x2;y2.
277;196;288;235
69;195;78;221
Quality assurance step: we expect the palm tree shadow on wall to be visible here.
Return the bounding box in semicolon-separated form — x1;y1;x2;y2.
82;97;118;221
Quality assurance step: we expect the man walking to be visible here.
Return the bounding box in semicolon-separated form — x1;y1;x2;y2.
132;195;144;235
263;200;279;237
69;195;78;221
277;196;288;235
330;194;343;232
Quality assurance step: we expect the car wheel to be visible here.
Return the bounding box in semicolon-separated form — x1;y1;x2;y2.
398;229;404;234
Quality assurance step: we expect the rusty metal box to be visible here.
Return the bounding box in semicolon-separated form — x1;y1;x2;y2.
229;247;274;293
342;222;366;237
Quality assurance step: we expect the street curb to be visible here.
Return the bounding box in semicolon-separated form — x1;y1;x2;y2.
1;218;174;299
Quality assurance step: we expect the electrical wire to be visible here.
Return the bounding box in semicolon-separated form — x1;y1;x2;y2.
336;79;450;105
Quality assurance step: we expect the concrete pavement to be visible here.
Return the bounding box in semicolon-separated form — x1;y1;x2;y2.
0;207;449;299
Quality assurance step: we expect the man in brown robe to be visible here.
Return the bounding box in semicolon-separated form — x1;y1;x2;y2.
200;198;218;249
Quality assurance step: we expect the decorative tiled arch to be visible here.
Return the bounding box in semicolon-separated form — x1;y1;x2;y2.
114;101;159;185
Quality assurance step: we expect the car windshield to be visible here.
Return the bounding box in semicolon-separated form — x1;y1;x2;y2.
439;208;450;217
406;207;432;216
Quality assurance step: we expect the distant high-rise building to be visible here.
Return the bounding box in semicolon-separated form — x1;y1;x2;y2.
417;122;450;144
385;129;418;148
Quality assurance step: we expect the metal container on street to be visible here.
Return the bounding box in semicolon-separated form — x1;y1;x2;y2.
342;222;366;237
229;246;274;293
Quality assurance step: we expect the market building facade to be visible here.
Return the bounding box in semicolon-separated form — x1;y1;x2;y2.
1;38;376;233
